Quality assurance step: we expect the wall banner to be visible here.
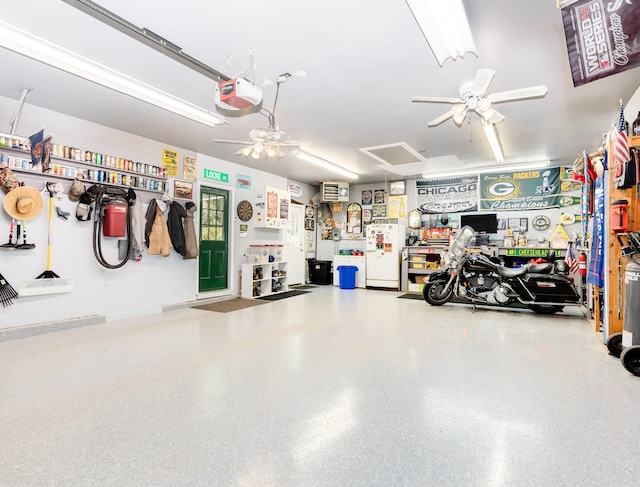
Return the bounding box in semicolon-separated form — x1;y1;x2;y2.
416;175;478;214
479;167;561;211
562;0;640;87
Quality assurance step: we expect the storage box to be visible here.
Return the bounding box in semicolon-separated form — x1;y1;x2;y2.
408;283;424;293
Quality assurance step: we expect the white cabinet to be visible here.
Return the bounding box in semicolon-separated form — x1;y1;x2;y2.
333;255;366;288
241;262;289;299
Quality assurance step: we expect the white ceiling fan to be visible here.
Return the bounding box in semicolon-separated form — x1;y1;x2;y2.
214;70;302;159
411;68;548;127
214;126;300;159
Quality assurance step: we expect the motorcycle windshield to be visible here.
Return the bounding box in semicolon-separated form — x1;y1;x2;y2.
449;225;476;259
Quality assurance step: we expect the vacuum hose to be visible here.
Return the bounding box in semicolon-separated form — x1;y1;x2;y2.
92;185;132;269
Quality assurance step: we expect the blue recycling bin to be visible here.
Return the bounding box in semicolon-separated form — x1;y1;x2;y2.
337;265;357;289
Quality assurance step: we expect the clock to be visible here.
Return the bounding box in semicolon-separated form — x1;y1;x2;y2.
237;200;253;222
531;214;551;231
305;206;314;218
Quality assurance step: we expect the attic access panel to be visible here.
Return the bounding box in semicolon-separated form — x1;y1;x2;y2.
359;142;427;166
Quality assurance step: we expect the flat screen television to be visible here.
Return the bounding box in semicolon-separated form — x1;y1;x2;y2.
460;213;498;234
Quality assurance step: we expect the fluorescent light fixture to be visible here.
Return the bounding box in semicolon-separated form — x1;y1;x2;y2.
421;160;551;178
0;20;226;128
406;0;477;66
296;150;359;180
481;120;505;163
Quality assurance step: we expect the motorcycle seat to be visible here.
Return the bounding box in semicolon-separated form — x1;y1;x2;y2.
527;263;553;274
495;265;529;278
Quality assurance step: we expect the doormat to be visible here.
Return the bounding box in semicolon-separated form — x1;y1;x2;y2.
290;285;317;290
397;294;423;300
193;298;267;313
257;290;310;301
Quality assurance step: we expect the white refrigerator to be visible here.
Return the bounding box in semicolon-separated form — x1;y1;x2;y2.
365;223;405;289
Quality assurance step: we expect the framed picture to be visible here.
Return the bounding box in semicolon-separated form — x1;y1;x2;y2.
363;208;372;224
374;189;385;204
519;218;528;231
173;180;193;200
372;205;387;218
361;189;373;205
389;180;406;195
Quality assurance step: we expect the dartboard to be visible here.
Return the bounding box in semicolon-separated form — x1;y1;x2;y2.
237;200;253;221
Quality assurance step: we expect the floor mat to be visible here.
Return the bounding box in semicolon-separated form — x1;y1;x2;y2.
257;290;310;301
290;285;317;290
193;298;267;313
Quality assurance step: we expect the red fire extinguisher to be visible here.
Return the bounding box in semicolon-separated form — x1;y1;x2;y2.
578;252;587;276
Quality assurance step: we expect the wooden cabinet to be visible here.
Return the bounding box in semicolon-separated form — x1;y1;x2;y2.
241;262;289;299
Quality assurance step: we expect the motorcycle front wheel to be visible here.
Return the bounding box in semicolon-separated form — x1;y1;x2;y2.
423;281;454;306
530;304;564;315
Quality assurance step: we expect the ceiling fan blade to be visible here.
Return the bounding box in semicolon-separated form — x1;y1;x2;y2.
470;69;496;97
489;110;505;124
213;138;252;145
427;110;454;127
412;96;462;104
488;85;548;104
278;140;301;147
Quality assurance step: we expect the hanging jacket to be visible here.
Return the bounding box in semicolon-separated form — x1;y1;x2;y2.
144;198;158;248
183;201;199;259
148;206;172;256
167;201;187;257
130;195;146;254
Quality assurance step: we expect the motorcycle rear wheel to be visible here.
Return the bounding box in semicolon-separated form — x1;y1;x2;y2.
423;281;454;306
530;304;564;315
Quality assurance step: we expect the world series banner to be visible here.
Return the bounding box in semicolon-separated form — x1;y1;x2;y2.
562;0;640;87
479;167;561;211
416;175;478;214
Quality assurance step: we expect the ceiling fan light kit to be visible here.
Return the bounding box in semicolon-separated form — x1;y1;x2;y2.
0;21;227;128
405;0;477;66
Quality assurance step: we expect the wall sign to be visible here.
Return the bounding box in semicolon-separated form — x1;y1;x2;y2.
204;169;229;183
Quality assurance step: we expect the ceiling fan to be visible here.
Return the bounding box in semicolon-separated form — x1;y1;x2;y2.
214;126;300;159
411;68;548;127
214;70;302;159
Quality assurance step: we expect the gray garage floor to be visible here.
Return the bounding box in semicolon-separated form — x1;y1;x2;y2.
1;285;637;486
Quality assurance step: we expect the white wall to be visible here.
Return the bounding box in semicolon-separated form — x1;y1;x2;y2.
0;96;317;330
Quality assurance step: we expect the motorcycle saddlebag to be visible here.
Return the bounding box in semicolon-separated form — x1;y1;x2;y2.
520;274;580;303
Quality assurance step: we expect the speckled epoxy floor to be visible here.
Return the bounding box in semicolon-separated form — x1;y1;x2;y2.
1;286;638;486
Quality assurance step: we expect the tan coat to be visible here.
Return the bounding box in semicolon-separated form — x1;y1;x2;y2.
148;207;172;256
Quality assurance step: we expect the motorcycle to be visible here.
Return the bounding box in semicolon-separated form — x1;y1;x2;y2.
422;225;580;314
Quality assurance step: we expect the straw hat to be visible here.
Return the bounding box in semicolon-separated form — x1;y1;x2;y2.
3;185;44;220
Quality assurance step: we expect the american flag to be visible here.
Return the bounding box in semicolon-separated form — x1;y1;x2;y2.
614;104;630;172
565;243;579;274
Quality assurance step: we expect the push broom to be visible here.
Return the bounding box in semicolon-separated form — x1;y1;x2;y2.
19;183;74;296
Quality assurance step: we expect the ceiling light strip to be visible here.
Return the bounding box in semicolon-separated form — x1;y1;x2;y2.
481;120;505;163
421;161;551;179
0;20;226;128
296;151;359;180
406;0;477;66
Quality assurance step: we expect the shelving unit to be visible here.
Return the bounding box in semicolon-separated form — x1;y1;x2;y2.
241;262;289;299
401;246;443;293
0;145;168;193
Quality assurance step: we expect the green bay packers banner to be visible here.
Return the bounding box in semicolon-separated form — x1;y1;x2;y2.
561;0;640;87
479;167;561;211
416;176;478;214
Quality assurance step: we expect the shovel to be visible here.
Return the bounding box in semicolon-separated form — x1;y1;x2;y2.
19;183;74;296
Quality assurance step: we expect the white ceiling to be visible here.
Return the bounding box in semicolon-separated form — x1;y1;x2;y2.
1;0;639;185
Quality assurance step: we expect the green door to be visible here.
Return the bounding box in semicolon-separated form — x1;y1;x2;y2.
199;186;229;292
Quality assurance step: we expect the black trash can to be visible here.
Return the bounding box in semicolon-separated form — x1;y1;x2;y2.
308;259;333;285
